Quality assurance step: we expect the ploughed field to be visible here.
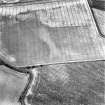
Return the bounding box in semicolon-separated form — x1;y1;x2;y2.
0;60;104;105
0;0;105;105
26;61;105;105
0;0;105;67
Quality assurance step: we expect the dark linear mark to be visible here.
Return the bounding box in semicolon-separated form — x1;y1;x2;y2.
0;58;42;105
88;0;105;38
0;1;105;104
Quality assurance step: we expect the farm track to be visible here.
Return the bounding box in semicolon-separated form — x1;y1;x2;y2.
0;0;105;105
